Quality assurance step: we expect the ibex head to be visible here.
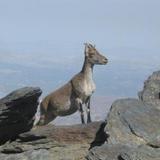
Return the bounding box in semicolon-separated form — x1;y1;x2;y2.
84;43;108;65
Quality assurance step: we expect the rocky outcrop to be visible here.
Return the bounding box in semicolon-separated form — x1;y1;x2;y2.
87;71;160;160
0;121;106;160
138;70;160;109
0;87;42;144
87;98;160;160
1;70;160;160
105;98;160;147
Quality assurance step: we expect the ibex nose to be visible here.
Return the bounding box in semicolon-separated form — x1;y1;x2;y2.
103;58;108;64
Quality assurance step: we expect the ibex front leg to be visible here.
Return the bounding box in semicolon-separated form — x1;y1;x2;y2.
79;103;85;124
76;98;85;124
86;97;92;123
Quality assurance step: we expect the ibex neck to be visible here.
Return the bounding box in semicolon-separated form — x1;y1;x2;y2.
81;58;94;76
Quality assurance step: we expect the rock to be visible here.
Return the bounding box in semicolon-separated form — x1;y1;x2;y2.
86;144;131;160
0;121;107;160
0;87;42;144
87;144;160;160
87;97;160;160
104;98;160;147
119;145;160;160
0;149;50;160
138;71;160;109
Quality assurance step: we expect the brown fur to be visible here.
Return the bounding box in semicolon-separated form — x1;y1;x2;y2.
37;43;108;125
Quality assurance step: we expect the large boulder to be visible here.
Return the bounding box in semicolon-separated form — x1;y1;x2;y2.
87;98;160;160
138;70;160;109
0;121;106;160
0;87;42;144
105;98;160;147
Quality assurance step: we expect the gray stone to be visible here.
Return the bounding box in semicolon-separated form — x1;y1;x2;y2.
119;145;160;160
138;70;160;109
87;144;160;160
87;97;160;160
86;144;131;160
0;149;50;160
0;87;42;144
105;98;160;147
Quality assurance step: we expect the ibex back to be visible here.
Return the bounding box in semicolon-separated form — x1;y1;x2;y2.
37;43;108;125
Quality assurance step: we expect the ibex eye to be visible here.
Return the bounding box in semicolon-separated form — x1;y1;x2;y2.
89;53;94;57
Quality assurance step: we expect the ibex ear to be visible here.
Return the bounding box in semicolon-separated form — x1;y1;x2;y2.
88;43;95;48
84;43;89;57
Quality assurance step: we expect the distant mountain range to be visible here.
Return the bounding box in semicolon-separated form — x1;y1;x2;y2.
0;46;159;98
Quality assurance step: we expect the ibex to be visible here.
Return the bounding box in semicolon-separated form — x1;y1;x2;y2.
37;43;108;125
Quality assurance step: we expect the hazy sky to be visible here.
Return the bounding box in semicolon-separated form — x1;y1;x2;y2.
0;0;160;48
0;0;160;97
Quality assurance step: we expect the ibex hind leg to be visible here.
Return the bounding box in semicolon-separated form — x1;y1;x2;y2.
36;103;57;126
35;103;45;126
36;113;57;125
36;114;46;126
43;112;57;125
